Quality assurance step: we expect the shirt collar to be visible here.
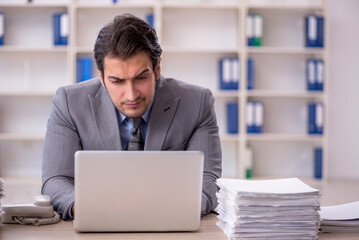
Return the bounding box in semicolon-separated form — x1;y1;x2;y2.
118;91;155;124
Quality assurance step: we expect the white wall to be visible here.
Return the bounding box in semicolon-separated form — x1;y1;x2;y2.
328;0;359;179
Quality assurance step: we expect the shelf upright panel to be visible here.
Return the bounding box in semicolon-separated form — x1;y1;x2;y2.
237;0;248;179
321;0;329;181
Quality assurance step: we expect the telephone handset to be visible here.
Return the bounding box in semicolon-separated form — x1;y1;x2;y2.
1;195;61;226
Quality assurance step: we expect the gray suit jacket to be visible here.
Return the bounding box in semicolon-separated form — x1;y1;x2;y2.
42;76;222;220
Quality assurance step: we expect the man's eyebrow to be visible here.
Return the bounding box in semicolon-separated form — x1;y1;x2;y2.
134;69;150;79
108;69;150;81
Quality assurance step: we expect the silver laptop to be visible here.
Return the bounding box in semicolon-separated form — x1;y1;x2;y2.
74;151;204;232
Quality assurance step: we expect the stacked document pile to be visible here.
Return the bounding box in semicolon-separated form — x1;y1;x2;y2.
0;178;4;227
319;201;359;233
216;178;320;240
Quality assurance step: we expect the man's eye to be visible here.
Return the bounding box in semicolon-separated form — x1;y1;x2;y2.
138;75;148;80
111;80;124;84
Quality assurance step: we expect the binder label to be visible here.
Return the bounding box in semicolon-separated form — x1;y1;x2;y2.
231;59;239;83
316;103;323;128
308;16;317;41
60;13;68;38
308;60;315;84
254;15;263;38
0;13;4;37
247;14;253;38
254;102;263;126
246;102;254;127
223;59;231;83
317;61;324;84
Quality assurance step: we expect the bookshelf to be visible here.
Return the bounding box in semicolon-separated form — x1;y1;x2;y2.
0;0;328;181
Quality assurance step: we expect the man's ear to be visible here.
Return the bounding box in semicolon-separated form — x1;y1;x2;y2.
155;59;161;80
98;70;105;87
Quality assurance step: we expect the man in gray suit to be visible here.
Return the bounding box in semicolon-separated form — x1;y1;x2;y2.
42;14;222;220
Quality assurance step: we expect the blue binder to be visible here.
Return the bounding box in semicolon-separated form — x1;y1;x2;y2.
305;15;324;48
252;14;263;47
315;103;324;134
316;16;324;48
53;13;68;46
247;14;254;46
219;58;238;90
76;59;81;83
316;60;324;91
231;58;239;90
306;59;316;91
314;147;322;179
253;101;263;133
0;13;4;46
305;15;317;47
77;57;93;83
146;13;154;28
246;101;255;133
247;58;254;90
308;103;316;134
247;101;263;134
219;58;230;90
227;102;238;134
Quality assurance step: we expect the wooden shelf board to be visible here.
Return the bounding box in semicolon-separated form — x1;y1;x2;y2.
75;3;153;9
75;47;93;54
0;46;68;53
220;133;239;142
0;133;45;141
247;4;323;10
246;133;323;142
0;3;69;8
213;90;239;98
247;47;325;54
247;90;324;98
162;2;239;9
163;46;239;54
0;92;55;97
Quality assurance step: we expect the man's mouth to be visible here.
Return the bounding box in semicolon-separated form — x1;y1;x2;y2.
125;100;142;108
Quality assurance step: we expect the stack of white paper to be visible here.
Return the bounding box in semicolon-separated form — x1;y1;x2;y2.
0;178;4;228
216;178;320;240
319;201;359;233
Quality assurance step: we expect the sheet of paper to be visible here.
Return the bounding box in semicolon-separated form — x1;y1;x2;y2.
217;178;319;195
319;201;359;220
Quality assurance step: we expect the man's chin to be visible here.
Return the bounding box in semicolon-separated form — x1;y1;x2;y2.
121;108;147;119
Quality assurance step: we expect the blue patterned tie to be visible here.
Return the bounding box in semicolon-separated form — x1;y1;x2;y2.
126;117;144;150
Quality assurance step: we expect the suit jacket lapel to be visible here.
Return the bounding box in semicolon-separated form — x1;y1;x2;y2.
89;86;122;150
145;78;180;150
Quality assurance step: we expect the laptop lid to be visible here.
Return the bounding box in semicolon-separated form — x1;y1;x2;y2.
74;151;204;232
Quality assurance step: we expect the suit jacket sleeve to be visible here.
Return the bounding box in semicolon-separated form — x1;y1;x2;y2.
186;89;222;216
41;87;81;220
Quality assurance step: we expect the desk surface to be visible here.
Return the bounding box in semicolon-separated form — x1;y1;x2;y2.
2;213;359;240
1;177;359;240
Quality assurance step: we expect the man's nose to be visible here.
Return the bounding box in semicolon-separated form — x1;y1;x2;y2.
124;81;138;101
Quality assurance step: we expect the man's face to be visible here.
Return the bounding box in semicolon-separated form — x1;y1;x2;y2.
99;51;160;118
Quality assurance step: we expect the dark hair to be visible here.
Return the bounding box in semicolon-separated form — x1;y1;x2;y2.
94;14;162;76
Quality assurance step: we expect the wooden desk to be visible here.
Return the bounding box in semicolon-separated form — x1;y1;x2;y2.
1;213;227;240
1;177;359;240
2;213;359;240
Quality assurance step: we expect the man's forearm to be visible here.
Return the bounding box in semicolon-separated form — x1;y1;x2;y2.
41;176;75;220
201;172;220;216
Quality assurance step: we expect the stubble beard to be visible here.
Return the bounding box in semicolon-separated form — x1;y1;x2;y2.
117;97;148;118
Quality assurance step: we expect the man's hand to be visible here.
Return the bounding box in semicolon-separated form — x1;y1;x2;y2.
72;204;75;216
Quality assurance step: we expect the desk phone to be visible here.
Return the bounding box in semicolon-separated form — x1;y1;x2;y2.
1;195;60;226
